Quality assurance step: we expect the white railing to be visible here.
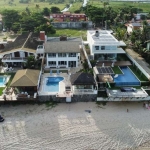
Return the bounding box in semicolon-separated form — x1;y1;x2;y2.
2;57;27;60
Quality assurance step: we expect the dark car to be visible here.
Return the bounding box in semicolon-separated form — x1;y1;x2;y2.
0;115;4;122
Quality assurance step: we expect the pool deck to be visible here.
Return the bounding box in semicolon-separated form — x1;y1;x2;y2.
107;89;148;98
38;73;72;96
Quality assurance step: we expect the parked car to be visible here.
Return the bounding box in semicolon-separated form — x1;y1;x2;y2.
0;115;4;122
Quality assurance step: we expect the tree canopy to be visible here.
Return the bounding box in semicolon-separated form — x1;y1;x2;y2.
2;8;56;34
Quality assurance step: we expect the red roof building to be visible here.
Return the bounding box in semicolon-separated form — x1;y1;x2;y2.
50;12;87;22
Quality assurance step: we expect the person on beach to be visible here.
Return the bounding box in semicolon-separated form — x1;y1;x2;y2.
127;109;128;112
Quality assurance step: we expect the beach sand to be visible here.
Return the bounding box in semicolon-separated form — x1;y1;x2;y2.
0;102;150;150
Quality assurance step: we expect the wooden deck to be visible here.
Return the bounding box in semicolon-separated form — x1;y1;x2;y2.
96;61;132;67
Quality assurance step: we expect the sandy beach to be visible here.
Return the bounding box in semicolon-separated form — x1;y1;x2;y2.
0;102;150;150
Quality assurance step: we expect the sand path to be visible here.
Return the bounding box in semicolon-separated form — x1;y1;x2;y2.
0;102;150;150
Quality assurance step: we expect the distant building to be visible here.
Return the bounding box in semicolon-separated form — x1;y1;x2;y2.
50;12;87;22
126;22;150;34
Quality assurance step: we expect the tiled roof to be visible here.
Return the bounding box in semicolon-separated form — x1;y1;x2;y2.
0;32;44;53
70;72;95;85
10;69;40;87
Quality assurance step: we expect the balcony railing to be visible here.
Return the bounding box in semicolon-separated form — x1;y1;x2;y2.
2;57;27;61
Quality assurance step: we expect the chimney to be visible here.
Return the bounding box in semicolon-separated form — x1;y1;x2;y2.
40;31;45;41
95;30;99;37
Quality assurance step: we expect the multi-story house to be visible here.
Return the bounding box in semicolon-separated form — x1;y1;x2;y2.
44;36;81;68
0;32;45;67
86;30;126;61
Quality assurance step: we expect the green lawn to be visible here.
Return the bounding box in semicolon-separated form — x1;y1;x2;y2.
69;2;83;13
89;1;150;12
48;29;87;39
129;66;149;81
112;66;123;74
0;0;66;13
0;87;5;96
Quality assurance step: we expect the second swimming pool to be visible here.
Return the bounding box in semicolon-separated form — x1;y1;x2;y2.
114;67;140;86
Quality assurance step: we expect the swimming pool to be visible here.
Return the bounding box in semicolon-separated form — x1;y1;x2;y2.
114;67;140;86
44;77;64;92
0;76;7;87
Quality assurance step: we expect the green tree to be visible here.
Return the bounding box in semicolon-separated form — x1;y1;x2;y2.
50;6;60;13
35;24;56;34
42;7;50;16
2;9;20;30
24;55;37;69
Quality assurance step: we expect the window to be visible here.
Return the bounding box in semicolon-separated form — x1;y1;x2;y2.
48;53;56;57
68;53;76;57
68;61;76;67
48;61;56;65
101;46;105;50
58;61;67;65
58;53;66;57
95;46;99;50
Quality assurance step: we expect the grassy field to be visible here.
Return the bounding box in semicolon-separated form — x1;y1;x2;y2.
48;29;87;40
89;0;150;12
69;2;83;13
112;66;123;74
0;0;66;13
0;0;149;13
129;66;149;81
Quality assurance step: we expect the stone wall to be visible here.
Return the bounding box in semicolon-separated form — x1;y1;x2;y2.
38;94;97;102
51;21;93;29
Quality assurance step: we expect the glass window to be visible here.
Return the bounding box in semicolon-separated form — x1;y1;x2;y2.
101;46;105;50
68;61;76;67
68;53;76;57
95;46;99;50
48;61;56;65
48;53;56;57
58;61;67;65
58;53;66;57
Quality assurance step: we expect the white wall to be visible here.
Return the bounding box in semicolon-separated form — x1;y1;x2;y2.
46;53;79;68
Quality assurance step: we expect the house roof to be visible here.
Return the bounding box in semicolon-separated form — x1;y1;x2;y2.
10;69;40;87
70;72;95;85
0;32;43;53
88;30;126;46
44;40;81;53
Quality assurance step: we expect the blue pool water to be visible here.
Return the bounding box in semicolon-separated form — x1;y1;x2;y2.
0;76;6;86
44;77;64;92
114;67;140;86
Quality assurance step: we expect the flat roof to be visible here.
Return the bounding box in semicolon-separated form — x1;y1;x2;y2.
88;30;126;46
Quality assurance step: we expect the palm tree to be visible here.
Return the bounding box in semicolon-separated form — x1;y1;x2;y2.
24;55;38;69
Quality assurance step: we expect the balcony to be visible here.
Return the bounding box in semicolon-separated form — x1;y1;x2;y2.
36;45;44;54
2;57;27;62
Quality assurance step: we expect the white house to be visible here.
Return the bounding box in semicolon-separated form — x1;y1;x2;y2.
44;37;81;68
86;30;126;61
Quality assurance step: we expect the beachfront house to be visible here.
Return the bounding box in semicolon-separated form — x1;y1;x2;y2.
44;37;81;69
86;30;126;62
0;32;44;68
